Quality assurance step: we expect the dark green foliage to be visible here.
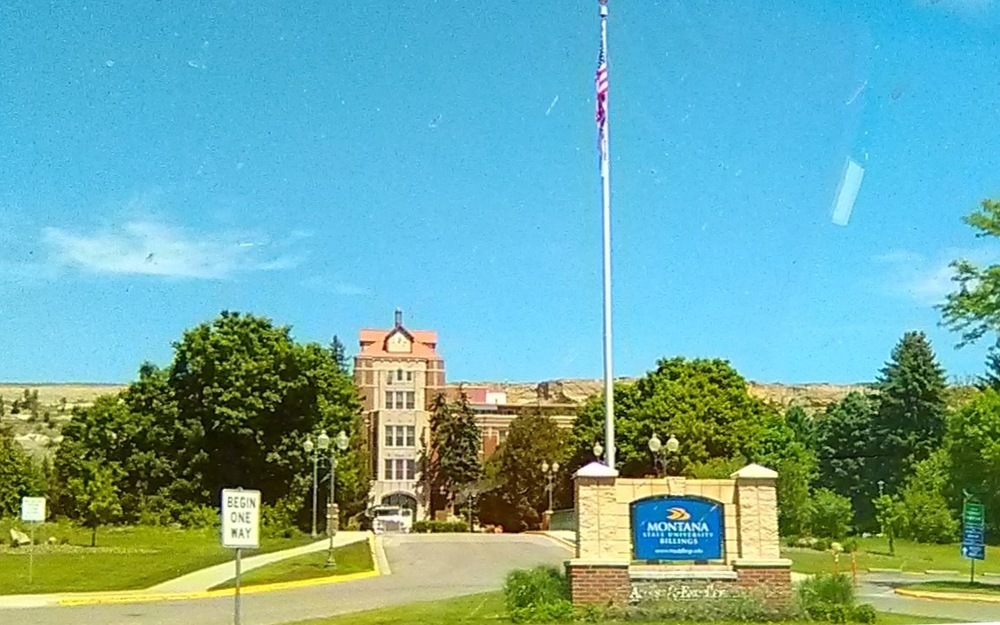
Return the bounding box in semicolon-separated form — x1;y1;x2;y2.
569;358;784;477
872;331;948;486
785;405;816;449
814;392;878;529
51;311;368;529
329;335;349;374
424;390;483;514
480;412;568;532
411;520;468;533
807;489;853;539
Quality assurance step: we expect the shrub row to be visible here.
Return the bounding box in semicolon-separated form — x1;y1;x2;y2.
411;520;468;533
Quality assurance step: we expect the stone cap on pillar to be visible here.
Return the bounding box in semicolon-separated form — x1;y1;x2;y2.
574;461;619;480
730;463;778;481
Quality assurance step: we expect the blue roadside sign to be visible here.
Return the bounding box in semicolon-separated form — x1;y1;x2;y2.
962;500;985;562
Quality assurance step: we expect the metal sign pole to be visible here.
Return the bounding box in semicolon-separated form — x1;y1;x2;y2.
29;524;35;585
234;547;242;625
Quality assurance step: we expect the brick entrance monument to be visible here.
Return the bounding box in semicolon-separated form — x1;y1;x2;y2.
565;462;792;606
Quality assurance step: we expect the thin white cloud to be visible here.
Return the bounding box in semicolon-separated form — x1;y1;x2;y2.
875;246;1000;305
42;220;302;279
300;274;368;296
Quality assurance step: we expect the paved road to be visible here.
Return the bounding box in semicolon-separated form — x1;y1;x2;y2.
858;572;1000;623
3;533;572;625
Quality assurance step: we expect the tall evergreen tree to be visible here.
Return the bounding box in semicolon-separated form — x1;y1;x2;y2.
981;339;1000;391
814;391;878;529
872;331;948;488
329;335;349;374
426;390;482;512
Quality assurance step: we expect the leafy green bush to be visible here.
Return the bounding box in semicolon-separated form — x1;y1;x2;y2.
808;489;854;539
611;592;797;622
411;520;468;533
852;603;877;623
503;566;569;613
260;498;301;538
795;573;877;623
177;504;220;529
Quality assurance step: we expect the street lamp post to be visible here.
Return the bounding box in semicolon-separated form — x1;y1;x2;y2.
302;438;319;538
648;433;680;477
324;430;350;568
541;461;560;513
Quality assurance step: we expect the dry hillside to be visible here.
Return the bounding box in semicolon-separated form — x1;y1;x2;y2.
1;379;866;457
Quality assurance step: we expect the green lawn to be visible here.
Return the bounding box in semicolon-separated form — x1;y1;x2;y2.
0;519;313;595
285;591;948;625
900;580;1000;595
782;536;997;575
210;539;374;590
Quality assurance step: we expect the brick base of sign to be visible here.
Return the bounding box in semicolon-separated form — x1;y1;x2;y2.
566;562;631;605
566;561;793;607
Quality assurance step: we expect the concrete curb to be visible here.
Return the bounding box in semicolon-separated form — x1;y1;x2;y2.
925;569;962;575
43;534;387;608
894;587;1000;604
533;532;575;552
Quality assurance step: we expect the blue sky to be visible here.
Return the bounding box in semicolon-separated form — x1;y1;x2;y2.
2;0;999;385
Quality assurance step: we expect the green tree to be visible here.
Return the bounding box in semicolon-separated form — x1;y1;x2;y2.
480;412;568;532
0;395;5;417
896;450;958;544
946;389;1000;537
53;311;367;528
814;392;878;529
940;199;1000;346
427;390;482;511
872;494;904;555
329;335;349;374
808;489;853;540
569;358;782;477
872;331;948;486
785;405;816;450
68;460;123;547
0;426;40;517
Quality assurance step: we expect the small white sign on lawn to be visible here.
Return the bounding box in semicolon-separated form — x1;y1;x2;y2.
21;496;45;523
221;488;261;549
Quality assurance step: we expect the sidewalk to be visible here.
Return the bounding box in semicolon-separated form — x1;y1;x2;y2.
148;531;369;592
0;531;372;609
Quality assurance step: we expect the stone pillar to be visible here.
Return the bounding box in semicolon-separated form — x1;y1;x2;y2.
731;464;792;603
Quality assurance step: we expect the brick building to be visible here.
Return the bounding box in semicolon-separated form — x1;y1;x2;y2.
354;309;444;519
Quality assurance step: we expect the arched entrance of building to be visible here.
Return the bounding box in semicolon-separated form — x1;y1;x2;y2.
381;492;418;514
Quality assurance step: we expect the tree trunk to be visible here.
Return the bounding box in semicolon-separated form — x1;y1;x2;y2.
91;524;97;547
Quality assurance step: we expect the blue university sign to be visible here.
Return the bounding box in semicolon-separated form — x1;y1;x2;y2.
631;496;724;561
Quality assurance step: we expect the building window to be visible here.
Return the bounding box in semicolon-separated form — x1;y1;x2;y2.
405;426;415;447
404;459;416;480
386;373;392;385
394;426;405;447
384;459;393;480
385;425;394;447
405;391;415;409
396;391;405;408
397;368;403;381
385;391;394;410
406;371;413;381
498;430;508;445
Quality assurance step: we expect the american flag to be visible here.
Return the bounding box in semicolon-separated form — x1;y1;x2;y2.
595;24;609;164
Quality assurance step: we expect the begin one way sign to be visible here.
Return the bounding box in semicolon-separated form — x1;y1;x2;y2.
221;489;261;549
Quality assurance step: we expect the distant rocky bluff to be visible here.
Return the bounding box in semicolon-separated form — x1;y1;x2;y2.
2;379;866;457
447;379;868;413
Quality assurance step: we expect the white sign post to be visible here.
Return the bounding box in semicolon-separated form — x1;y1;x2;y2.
20;496;46;585
221;488;260;625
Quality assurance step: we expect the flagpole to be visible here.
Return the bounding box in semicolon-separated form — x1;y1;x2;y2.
598;0;616;470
